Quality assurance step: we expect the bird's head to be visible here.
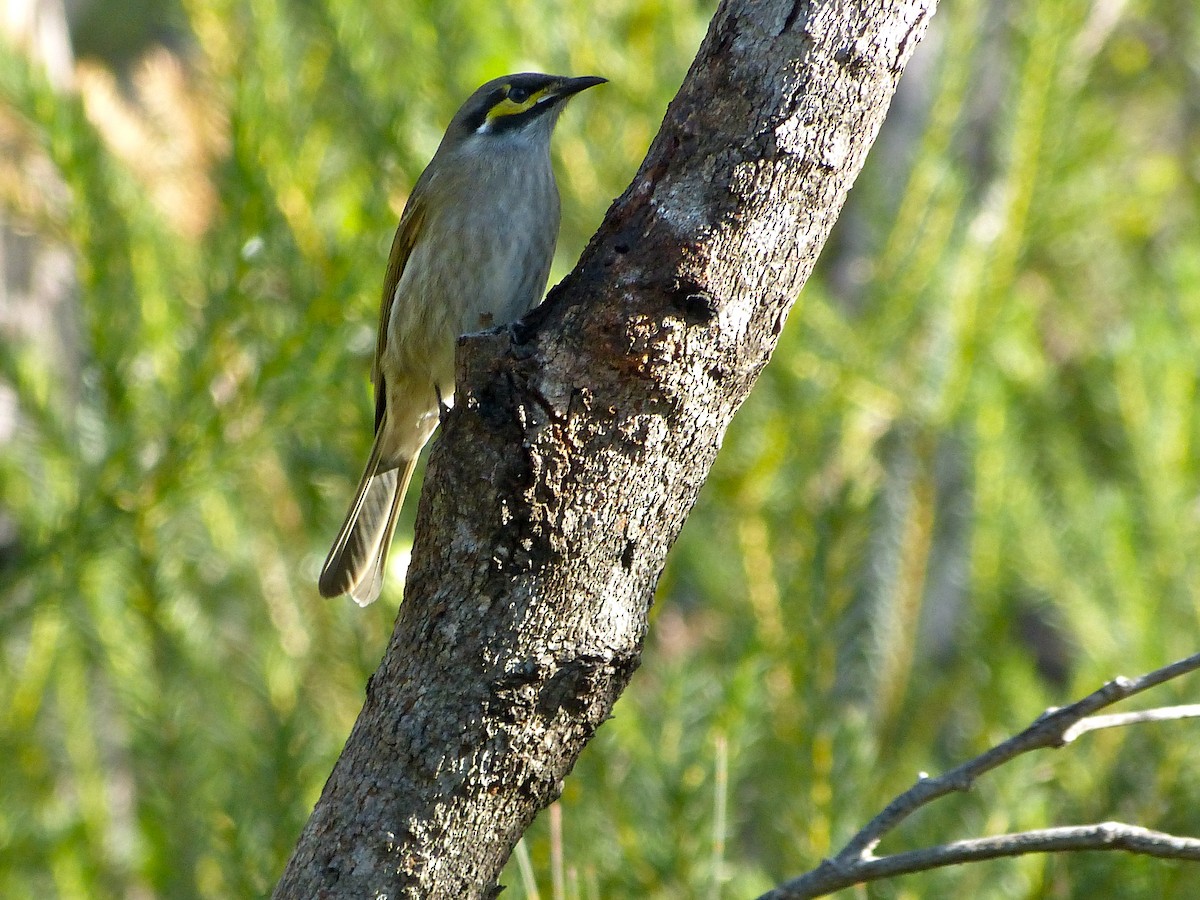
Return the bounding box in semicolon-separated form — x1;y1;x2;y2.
441;73;606;151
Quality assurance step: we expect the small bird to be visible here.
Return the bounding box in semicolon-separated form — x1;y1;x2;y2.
319;72;606;605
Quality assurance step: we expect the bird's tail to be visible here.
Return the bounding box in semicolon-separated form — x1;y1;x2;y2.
318;435;419;606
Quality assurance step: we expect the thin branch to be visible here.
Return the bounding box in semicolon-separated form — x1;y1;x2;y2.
1062;704;1200;742
846;652;1200;860
766;824;1200;898
757;651;1200;900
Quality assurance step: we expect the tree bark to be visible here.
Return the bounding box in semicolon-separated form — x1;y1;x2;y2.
274;0;935;896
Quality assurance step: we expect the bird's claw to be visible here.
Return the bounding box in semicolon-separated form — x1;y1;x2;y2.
507;321;539;360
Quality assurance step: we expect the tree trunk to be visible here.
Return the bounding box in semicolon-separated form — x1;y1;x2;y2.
274;0;936;896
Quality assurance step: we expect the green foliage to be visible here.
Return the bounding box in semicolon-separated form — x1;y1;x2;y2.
2;0;1199;897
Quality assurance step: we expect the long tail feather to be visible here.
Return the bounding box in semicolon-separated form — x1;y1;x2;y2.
319;437;419;605
347;457;418;606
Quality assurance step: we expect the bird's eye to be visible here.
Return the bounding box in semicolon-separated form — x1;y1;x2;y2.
508;86;530;104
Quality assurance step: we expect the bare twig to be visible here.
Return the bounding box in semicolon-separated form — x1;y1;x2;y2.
765;824;1200;898
1062;704;1200;742
758;651;1200;900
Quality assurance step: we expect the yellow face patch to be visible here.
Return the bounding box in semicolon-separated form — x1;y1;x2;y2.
486;86;549;121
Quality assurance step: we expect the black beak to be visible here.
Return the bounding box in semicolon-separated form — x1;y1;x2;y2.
552;75;608;100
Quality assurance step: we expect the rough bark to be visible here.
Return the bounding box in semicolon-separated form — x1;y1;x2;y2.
274;0;936;896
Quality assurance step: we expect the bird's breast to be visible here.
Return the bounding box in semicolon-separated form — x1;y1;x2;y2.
383;162;560;385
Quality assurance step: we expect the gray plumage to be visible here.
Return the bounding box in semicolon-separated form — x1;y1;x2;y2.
319;73;605;605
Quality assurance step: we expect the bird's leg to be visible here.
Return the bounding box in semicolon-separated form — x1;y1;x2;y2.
435;383;452;427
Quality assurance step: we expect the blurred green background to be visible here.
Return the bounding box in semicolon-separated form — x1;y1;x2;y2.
2;0;1200;897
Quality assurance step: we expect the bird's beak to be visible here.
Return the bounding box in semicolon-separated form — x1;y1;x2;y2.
551;75;608;101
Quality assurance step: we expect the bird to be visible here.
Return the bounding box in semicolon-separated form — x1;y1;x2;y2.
319;72;606;606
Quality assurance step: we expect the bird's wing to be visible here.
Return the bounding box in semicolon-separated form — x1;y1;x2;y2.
372;196;427;433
